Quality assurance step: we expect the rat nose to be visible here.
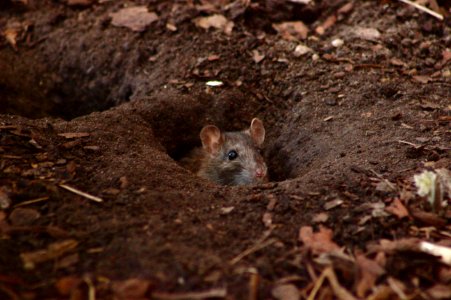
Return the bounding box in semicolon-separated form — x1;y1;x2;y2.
255;168;265;178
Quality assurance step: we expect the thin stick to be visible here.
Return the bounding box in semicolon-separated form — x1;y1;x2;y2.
230;238;277;265
398;0;443;20
59;184;103;203
14;197;49;207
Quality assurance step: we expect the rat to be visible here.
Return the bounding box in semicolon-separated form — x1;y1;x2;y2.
181;118;268;186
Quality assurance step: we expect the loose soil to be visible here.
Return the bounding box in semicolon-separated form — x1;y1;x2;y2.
0;0;450;299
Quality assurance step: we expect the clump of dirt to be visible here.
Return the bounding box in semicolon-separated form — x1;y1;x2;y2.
0;0;450;299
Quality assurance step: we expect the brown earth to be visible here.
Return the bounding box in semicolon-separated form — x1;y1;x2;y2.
0;0;450;299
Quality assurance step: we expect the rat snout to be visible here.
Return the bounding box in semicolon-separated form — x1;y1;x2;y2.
255;167;266;178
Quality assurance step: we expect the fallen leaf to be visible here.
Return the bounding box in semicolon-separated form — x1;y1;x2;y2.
355;253;385;297
426;284;451;299
225;0;251;19
375;179;397;192
410;209;447;227
112;278;151;299
312;212;329;223
252;50;265;63
273;21;308;41
110;6;158;32
385;198;409;219
442;50;451;63
323;199;343;210
193;14;234;35
20;239;78;270
390;58;407;67
0;188;11;209
55;276;82;296
220;206;234;215
271;284;300;300
412;75;432;84
58;132;90;139
56;253;79;269
299;226;340;254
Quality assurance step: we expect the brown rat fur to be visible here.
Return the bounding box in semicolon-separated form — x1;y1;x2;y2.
181;118;268;186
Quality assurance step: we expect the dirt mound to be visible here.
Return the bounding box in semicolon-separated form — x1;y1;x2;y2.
0;0;450;299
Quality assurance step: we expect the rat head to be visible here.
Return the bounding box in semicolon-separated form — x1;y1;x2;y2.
199;118;268;186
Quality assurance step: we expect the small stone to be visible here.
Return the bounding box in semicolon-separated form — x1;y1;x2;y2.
293;44;312;57
324;98;337;106
331;38;344;47
9;208;41;226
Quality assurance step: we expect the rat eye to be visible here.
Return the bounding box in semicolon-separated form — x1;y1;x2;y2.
227;150;238;160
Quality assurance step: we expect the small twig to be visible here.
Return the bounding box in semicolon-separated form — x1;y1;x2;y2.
14;196;49;207
398;0;443;20
308;267;357;300
59;184;103;203
369;168;398;192
230;237;277;265
83;276;96;300
248;269;259;300
397;140;423;149
152;288;227;300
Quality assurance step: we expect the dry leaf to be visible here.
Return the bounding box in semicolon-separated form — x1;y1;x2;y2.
324;199;343;210
410;209;447;227
110;6;159;32
312;212;329;223
355;253;385;297
0;188;11;209
220;206;234;215
426;284;451;299
20;239;78;270
112;278;151;299
271;284;300;300
412;75;432;84
55;276;82;296
385;198;409;219
3;28;19;50
299;226;340;254
273;21;308;41
442;50;451;63
193;14;234;35
252;50;265;63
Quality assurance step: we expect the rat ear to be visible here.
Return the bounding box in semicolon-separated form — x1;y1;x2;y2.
249;118;265;146
200;125;223;155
